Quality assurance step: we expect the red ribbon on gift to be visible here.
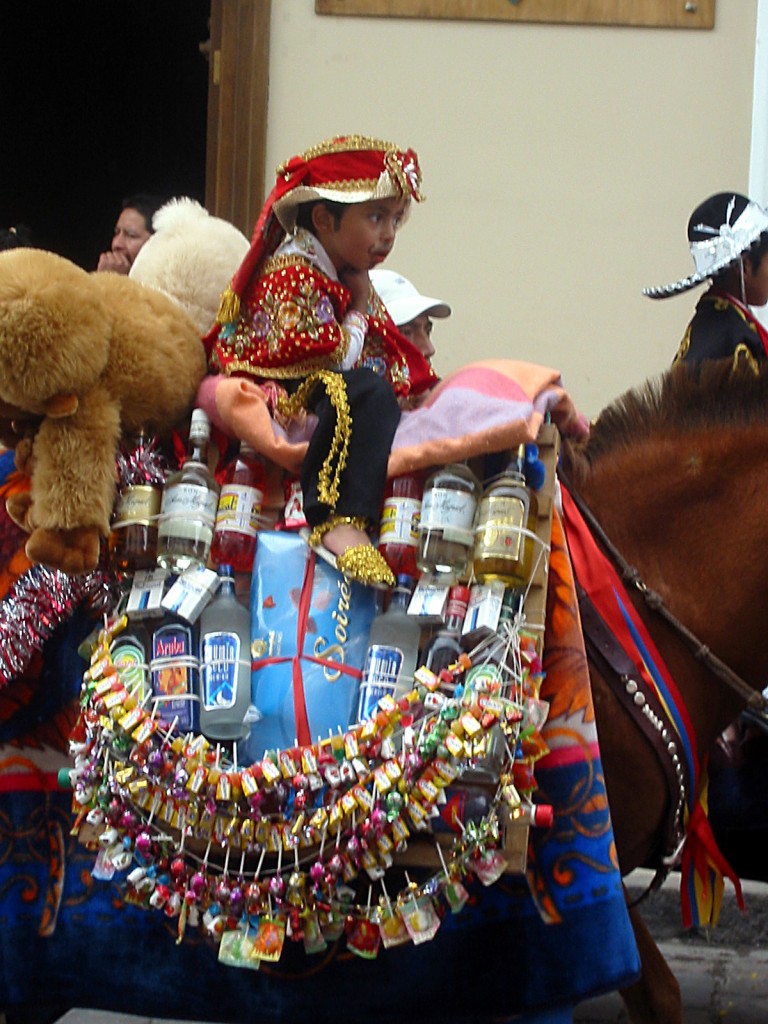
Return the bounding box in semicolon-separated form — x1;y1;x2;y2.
252;550;363;747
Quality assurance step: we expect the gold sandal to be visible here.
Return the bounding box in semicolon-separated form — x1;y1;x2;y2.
336;544;395;589
305;516;395;589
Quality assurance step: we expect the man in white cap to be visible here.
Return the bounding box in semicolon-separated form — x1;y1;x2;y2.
370;268;451;365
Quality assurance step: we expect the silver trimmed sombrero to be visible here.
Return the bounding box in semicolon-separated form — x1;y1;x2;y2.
643;193;768;299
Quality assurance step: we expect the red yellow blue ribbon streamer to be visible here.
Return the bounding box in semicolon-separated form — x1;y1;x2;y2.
559;484;744;928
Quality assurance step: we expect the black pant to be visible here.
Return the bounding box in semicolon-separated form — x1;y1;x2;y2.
287;368;400;528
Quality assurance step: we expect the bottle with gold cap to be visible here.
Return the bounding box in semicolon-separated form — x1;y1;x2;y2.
472;445;539;590
109;429;166;573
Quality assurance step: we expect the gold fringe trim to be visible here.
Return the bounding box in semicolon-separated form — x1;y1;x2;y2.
307;515;394;588
277;136;399;175
308;515;368;548
277;370;351;509
216;285;240;326
337;544;395;588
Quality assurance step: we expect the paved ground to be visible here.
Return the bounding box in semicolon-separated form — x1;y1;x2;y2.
574;937;768;1022
574;869;768;1023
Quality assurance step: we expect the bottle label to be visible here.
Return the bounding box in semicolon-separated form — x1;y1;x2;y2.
357;644;404;719
475;495;527;559
421;487;476;545
214;484;263;537
151;623;198;731
112;638;150;702
158;483;218;542
113;485;161;528
379;496;421;547
445;596;469;621
201;631;240;710
160;483;218;521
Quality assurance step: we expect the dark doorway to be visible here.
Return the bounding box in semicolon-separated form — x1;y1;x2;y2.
1;0;210;269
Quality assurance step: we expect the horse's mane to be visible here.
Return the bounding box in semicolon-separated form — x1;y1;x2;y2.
577;360;768;467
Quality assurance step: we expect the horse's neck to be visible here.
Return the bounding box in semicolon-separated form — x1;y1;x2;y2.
578;431;768;752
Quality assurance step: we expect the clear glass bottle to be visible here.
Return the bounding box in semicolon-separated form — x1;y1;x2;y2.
417;463;480;582
156;409;220;573
420;584;471;692
198;565;252;742
472;445;539;589
357;574;420;721
210;441;266;572
377;472;423;580
109;430;165;573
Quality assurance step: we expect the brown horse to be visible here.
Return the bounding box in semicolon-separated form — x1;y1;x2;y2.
560;359;768;1024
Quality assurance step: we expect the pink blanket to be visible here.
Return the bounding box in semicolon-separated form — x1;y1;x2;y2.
197;359;588;482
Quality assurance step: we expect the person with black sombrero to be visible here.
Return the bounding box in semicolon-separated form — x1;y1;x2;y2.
644;192;768;368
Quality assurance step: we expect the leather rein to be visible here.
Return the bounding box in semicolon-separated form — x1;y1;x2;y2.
561;479;767;714
560;477;768;895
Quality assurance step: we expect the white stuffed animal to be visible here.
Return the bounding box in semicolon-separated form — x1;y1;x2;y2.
129;197;249;336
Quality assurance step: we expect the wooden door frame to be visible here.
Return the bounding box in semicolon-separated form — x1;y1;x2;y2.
205;0;271;236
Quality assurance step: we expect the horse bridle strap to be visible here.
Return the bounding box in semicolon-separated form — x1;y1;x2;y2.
561;480;767;714
576;584;688;882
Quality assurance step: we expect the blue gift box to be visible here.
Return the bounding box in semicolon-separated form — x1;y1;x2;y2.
241;532;377;759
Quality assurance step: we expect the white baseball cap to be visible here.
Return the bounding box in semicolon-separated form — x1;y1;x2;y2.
370;269;451;326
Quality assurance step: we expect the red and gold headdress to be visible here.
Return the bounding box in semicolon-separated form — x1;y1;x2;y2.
216;135;424;326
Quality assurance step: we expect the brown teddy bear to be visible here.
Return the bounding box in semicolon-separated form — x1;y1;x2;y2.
0;247;207;574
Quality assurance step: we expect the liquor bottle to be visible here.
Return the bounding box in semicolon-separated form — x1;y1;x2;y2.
472;445;539;589
357;575;420;721
210;441;266;572
377;472;423;579
150;616;199;733
111;620;152;703
417;463;480;582
420;584;471;690
109;430;166;573
156;409;220;573
198;564;252;742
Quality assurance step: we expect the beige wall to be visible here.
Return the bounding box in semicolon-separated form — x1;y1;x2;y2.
265;2;756;418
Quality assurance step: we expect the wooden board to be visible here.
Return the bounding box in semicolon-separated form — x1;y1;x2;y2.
395;818;529;874
315;0;714;30
523;421;560;656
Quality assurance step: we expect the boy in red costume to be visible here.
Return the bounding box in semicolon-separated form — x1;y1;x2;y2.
206;135;438;587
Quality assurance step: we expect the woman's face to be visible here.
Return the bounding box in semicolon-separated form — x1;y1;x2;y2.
111;207;151;266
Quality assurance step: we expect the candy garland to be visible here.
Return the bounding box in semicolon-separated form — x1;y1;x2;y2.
69;614;550;966
0;565;113;687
